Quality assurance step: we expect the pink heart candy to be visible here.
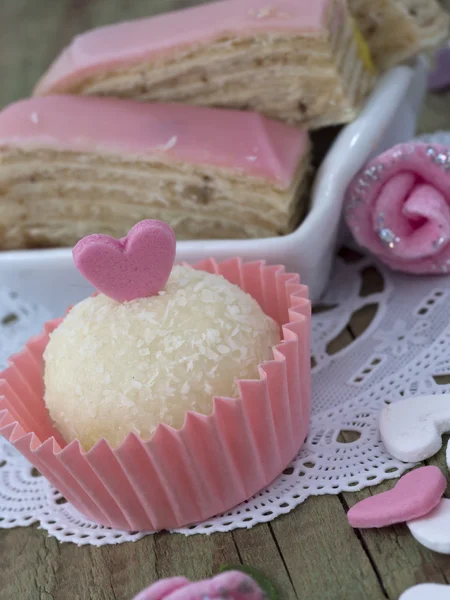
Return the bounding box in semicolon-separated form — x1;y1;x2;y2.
73;220;176;302
347;466;447;529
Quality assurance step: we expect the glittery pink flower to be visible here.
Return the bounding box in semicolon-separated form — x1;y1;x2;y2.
133;572;267;599
345;143;450;275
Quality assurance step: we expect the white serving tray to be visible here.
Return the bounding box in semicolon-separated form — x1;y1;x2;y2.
0;58;427;316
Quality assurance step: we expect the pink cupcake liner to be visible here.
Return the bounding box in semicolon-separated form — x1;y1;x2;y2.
0;258;311;531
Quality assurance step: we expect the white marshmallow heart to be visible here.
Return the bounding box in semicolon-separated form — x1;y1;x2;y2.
379;394;450;462
407;498;450;554
446;440;450;473
400;583;450;599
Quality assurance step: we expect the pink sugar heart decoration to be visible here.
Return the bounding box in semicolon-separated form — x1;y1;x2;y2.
347;466;446;529
73;220;176;302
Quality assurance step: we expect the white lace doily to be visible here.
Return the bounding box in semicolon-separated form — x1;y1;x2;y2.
2;250;450;545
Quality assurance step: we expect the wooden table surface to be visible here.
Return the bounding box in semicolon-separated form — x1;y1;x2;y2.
1;1;450;599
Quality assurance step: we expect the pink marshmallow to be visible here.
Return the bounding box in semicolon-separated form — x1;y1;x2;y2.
134;578;190;600
345;142;450;274
348;466;447;529
133;572;267;600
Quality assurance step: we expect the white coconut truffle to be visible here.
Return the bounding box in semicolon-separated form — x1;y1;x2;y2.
44;265;280;450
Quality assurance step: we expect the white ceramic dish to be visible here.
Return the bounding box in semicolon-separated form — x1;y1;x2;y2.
0;58;427;315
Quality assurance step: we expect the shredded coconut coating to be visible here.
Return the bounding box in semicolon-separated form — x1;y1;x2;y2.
43;266;280;450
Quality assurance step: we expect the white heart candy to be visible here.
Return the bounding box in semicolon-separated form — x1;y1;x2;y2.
379;394;450;462
446;440;450;472
400;583;450;600
407;498;450;554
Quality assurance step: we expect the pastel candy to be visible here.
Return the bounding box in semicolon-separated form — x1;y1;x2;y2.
379;394;450;462
73;220;176;302
408;498;450;555
345;143;450;275
400;583;450;600
132;572;267;599
347;467;446;528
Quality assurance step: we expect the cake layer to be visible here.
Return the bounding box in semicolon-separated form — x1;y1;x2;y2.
350;0;449;71
0;96;311;248
0;96;308;185
34;0;377;129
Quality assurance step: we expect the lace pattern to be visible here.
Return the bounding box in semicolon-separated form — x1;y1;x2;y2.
2;250;450;544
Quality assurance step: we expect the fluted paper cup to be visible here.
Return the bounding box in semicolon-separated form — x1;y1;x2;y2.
0;258;311;531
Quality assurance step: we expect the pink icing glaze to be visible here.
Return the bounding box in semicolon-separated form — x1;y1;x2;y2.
35;0;333;96
72;220;176;302
347;467;447;529
133;572;266;600
345;142;450;274
0;96;308;186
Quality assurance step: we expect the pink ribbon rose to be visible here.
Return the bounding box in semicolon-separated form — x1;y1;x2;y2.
345;142;450;274
133;572;267;599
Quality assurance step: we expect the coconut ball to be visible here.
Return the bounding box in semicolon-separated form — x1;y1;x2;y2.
44;265;280;450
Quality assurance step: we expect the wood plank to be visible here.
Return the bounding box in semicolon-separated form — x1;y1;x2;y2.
0;0;210;110
232;524;298;599
0;526;161;600
84;0;210;26
153;530;240;581
270;495;387;600
0;0;82;109
0;526;242;600
0;526;60;600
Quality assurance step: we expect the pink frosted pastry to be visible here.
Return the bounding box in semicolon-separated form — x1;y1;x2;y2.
0;95;310;249
34;0;376;129
0;221;312;530
345;142;450;274
133;573;266;600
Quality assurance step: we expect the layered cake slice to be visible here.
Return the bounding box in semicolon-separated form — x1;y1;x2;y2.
349;0;449;71
34;0;377;129
0;96;311;249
